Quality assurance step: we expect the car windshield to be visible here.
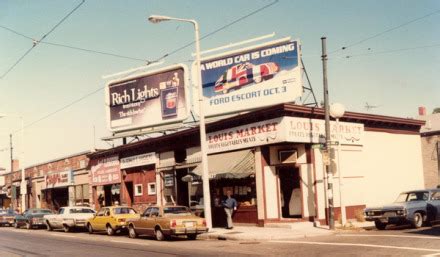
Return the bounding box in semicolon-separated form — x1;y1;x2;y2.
163;206;191;215
36;209;53;214
70;208;95;214
113;208;136;214
395;192;429;202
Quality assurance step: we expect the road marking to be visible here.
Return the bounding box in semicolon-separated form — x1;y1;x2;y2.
337;234;440;240
271;240;440;253
109;239;149;246
422;253;440;257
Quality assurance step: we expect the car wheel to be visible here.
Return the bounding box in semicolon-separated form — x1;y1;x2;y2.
63;225;71;233
187;234;197;240
411;213;423;229
374;220;387;230
106;225;115;236
155;229;166;241
14;221;19;229
87;223;94;234
128;225;137;239
46;221;53;231
25;222;32;230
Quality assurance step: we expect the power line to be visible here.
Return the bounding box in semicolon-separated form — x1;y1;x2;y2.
0;25;34;40
329;8;440;55
9;0;278;133
14;86;104;133
0;0;85;79
337;42;440;59
155;0;279;61
0;24;150;63
41;41;148;62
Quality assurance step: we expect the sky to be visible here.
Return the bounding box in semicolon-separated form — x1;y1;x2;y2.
0;0;439;168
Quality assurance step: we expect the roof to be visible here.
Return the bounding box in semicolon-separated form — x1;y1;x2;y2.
89;103;425;159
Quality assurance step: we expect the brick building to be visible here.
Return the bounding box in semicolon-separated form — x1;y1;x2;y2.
418;107;440;188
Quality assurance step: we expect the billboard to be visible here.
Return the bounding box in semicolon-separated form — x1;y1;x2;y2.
194;39;302;117
91;155;121;186
106;64;189;132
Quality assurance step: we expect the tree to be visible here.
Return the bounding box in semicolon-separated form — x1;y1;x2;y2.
433;107;440;114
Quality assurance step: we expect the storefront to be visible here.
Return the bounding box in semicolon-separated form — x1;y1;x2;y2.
90;155;121;209
88;103;425;227
42;170;73;211
120;152;157;213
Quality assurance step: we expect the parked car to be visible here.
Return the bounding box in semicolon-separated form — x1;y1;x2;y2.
0;209;18;227
44;206;96;232
86;206;139;236
14;208;53;229
127;205;208;241
364;189;440;230
214;62;279;94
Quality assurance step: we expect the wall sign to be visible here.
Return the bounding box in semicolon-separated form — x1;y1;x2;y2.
120;152;156;169
45;170;73;189
206;117;364;153
91;155;121;186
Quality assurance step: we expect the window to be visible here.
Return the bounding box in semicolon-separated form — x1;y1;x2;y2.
150;207;160;217
70;208;95;214
143;208;152;217
134;184;143;196
431;191;440;201
113;207;137;214
148;183;156;195
59;208;65;214
96;209;105;216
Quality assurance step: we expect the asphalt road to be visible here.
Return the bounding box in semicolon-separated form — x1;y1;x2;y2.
0;224;439;257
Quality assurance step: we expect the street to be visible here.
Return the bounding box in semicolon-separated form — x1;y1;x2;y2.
0;225;440;257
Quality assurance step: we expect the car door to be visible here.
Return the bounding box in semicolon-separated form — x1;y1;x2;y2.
147;207;160;235
429;191;440;221
91;208;106;230
137;208;152;235
54;208;64;228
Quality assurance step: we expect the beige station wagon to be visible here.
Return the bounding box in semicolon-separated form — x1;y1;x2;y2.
127;205;208;241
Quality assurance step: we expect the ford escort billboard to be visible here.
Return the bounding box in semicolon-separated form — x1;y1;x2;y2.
193;39;302;117
106;64;189;132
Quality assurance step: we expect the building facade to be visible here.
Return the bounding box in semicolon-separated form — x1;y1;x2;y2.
88;104;425;226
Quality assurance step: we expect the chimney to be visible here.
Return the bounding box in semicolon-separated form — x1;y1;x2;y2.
12;159;19;172
418;106;426;116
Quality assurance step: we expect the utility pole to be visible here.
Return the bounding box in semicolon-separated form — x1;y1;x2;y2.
10;134;14;210
321;37;335;230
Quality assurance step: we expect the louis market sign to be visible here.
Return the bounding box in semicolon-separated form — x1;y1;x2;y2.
207;117;364;154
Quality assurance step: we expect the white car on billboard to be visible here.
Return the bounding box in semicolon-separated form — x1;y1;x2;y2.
214;62;279;94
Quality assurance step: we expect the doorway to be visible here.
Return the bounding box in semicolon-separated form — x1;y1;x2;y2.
278;166;301;218
125;182;134;206
176;168;189;207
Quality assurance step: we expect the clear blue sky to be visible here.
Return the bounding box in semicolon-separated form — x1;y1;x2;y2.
0;0;439;167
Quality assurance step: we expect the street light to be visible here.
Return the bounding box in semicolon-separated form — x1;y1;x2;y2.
148;15;213;229
330;103;345;226
0;114;25;212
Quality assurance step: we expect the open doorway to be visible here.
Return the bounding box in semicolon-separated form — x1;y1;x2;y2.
278;166;301;218
175;168;189;207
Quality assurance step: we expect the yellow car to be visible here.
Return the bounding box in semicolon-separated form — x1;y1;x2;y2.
127;205;208;241
87;206;139;236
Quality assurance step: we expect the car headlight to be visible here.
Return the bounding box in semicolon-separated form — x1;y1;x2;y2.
396;209;406;215
367;211;375;216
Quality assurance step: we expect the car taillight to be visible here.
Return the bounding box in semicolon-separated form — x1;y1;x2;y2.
32;218;38;222
202;219;207;226
118;218;126;223
170;220;177;227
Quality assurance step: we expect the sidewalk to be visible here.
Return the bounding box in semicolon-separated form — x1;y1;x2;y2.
199;222;334;241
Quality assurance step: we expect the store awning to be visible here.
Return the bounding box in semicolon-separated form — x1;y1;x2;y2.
193;150;254;179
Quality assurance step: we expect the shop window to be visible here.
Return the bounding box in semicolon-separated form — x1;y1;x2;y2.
148;183;156;195
134;184;143;196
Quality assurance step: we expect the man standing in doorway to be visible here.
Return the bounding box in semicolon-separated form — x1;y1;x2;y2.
223;190;237;229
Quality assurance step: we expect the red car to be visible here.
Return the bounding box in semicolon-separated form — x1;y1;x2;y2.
214;62;279;94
